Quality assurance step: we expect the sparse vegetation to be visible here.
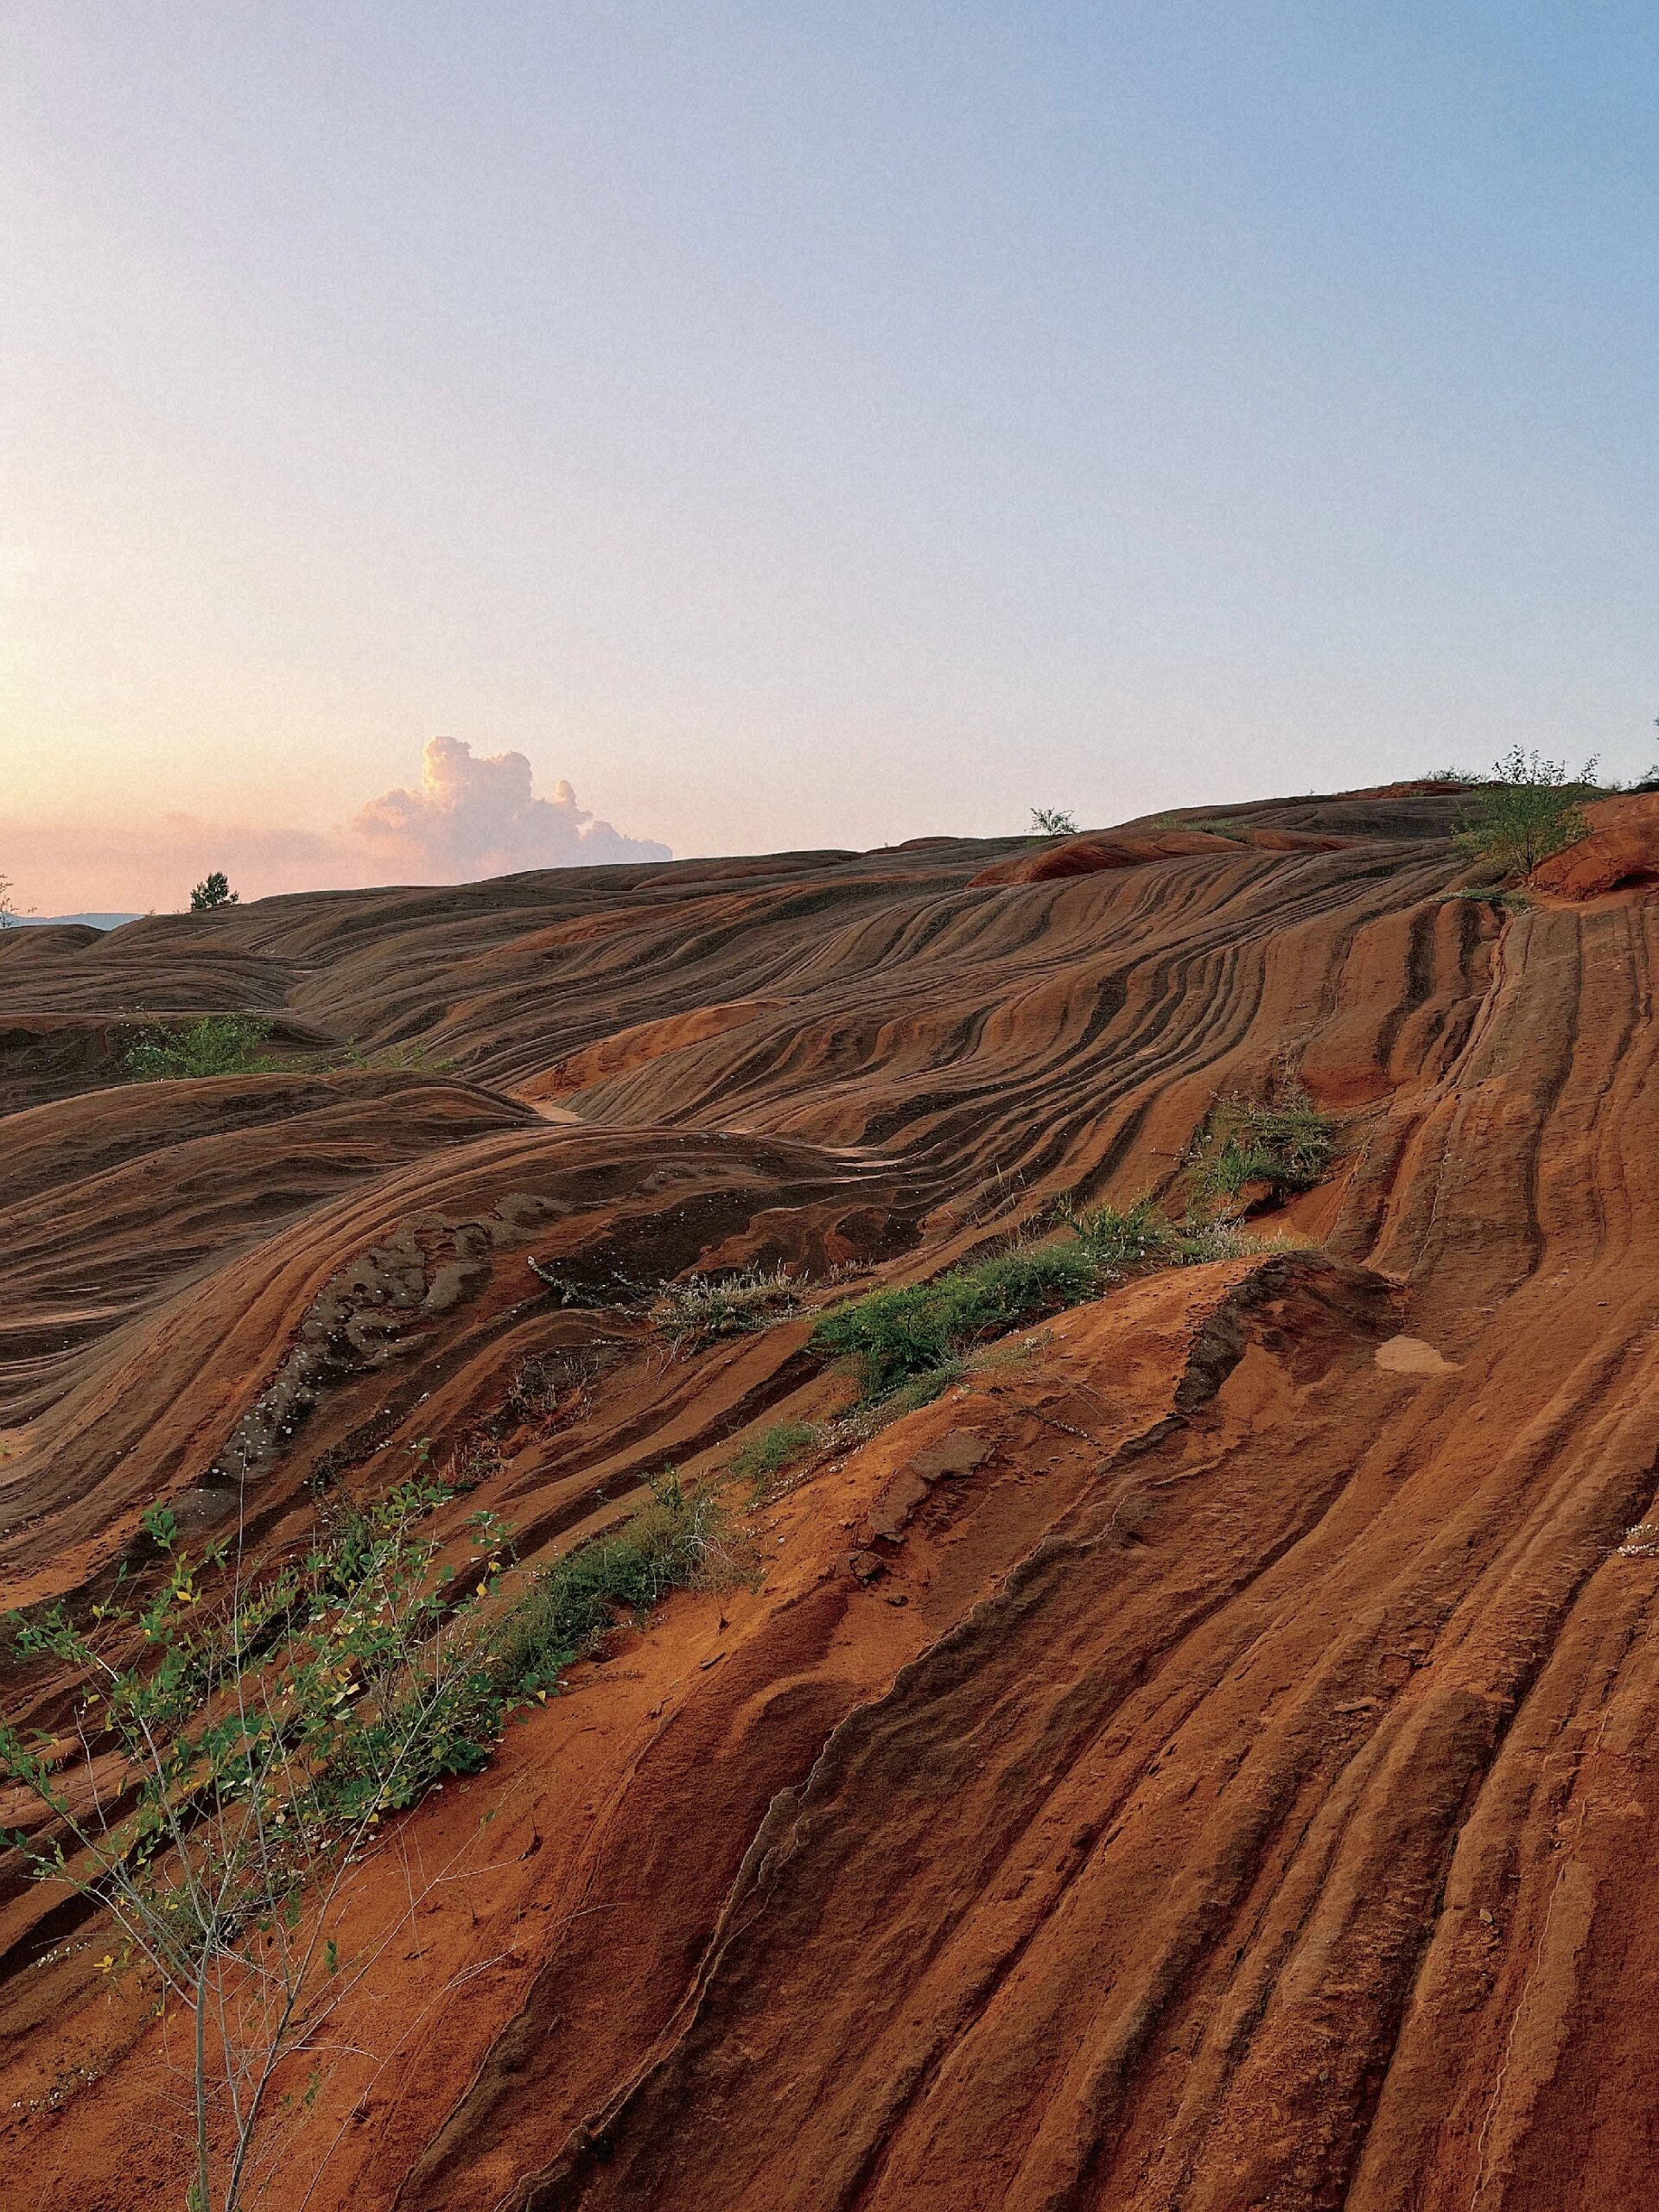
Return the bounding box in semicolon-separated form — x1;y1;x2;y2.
1187;818;1251;842
730;1420;822;1499
0;1478;511;2212
0;872;33;926
809;1166;1310;1414
811;1242;1104;1402
327;1038;457;1075
495;1475;734;1692
190;871;240;911
1030;807;1078;836
0;1459;731;2209
821;1361;969;1446
1185;1091;1339;1215
122;1014;276;1081
1446;885;1535;911
1452;747;1596;878
1058;1193;1257;1268
647;1265;806;1352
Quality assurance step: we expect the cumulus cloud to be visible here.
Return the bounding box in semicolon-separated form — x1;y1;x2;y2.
5;738;671;914
352;736;670;874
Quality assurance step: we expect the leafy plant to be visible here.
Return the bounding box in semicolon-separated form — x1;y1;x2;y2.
1452;747;1595;878
1029;807;1078;836
0;872;34;927
495;1475;734;1694
1185;1091;1338;1216
0;1478;510;2212
190;872;240;912
730;1420;822;1499
122;1016;276;1081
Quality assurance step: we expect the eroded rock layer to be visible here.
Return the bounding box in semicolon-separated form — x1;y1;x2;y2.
3;784;1656;2212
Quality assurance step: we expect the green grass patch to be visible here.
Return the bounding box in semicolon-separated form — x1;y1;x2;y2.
1186;1092;1338;1214
495;1476;732;1693
729;1420;822;1499
811;1242;1104;1402
1060;1194;1258;1268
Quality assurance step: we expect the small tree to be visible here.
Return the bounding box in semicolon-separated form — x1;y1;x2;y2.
1029;807;1078;837
0;1480;511;2212
1453;747;1595;878
0;872;34;927
191;873;239;911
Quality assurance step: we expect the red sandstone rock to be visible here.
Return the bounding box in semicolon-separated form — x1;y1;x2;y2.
5;785;1657;2212
1529;791;1659;899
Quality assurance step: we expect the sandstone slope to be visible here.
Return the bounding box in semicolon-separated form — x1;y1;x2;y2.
3;783;1656;2212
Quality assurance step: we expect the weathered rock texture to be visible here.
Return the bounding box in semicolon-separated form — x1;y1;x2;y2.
3;782;1657;2211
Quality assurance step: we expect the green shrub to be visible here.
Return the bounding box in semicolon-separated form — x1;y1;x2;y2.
811;1241;1104;1401
1452;747;1594;878
730;1420;822;1498
496;1475;730;1693
1030;806;1078;836
122;1014;276;1081
1186;1092;1338;1215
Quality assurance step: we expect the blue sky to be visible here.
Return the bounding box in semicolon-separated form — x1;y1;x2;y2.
3;3;1656;900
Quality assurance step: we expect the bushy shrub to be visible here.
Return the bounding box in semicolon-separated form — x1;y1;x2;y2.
1453;747;1593;877
189;871;239;911
122;1014;276;1081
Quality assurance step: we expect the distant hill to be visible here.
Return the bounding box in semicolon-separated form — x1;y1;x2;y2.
8;912;141;931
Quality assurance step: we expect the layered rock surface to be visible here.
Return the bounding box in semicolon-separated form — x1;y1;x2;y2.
3;784;1657;2210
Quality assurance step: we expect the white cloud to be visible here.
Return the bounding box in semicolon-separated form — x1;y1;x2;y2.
352;736;670;874
5;739;671;912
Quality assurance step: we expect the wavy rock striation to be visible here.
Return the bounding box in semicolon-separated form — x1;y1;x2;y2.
3;783;1657;2211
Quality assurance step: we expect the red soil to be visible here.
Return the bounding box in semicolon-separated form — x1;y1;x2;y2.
3;781;1658;2209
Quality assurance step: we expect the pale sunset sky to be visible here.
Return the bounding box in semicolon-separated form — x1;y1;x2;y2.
3;3;1656;911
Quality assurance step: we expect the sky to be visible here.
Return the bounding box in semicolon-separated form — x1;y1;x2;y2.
3;2;1656;911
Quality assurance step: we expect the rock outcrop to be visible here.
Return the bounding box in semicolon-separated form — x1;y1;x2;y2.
4;780;1658;2212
